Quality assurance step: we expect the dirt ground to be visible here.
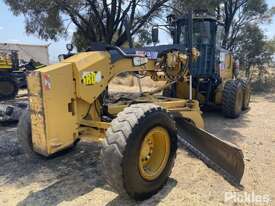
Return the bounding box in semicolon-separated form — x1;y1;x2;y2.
0;86;275;206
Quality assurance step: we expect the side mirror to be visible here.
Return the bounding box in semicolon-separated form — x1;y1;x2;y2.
152;27;159;44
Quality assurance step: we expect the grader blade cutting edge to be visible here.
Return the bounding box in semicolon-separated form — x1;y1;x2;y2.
176;119;245;186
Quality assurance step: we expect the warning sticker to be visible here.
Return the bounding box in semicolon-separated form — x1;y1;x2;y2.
42;73;51;90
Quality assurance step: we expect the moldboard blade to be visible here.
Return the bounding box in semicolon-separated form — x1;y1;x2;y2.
176;119;245;187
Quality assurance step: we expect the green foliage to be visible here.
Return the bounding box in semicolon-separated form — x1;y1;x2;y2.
236;24;274;74
72;30;90;52
4;0;274;68
4;0;169;49
171;0;220;15
171;0;274;70
5;0;66;41
266;37;275;53
134;27;153;47
236;24;265;67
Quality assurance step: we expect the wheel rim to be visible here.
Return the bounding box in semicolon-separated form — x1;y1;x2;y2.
139;127;171;181
0;81;15;96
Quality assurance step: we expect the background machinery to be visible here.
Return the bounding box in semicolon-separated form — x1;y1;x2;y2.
159;11;251;118
17;11;245;199
0;49;44;100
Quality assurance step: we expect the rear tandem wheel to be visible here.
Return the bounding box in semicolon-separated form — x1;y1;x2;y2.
222;80;244;118
239;79;251;110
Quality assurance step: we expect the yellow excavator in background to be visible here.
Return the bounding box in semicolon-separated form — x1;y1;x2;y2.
17;12;245;200
0;50;21;100
0;49;44;100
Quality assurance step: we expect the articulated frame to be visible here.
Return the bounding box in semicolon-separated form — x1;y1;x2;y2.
27;51;203;156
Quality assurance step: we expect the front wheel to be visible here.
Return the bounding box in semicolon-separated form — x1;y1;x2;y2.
17;110;41;160
100;104;177;200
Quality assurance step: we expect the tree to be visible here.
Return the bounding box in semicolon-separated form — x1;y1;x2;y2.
171;0;220;15
264;37;275;66
4;0;169;48
236;24;274;75
222;0;270;50
170;0;273;51
134;26;153;47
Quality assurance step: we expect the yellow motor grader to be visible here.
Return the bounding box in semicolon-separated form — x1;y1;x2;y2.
17;13;245;200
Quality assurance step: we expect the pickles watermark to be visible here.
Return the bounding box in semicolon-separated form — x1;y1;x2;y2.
224;192;271;205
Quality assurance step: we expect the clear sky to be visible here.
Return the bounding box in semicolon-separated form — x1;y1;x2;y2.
0;1;274;63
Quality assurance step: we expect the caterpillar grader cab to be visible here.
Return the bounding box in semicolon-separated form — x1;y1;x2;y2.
0;49;44;100
18;12;245;200
160;12;251;118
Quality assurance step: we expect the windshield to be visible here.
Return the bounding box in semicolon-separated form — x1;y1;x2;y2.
177;20;213;46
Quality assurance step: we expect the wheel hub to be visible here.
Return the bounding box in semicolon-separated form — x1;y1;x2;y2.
139;127;171;181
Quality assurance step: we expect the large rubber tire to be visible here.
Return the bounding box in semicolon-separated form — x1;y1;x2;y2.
0;77;18;101
222;80;244;118
17;110;41;160
239;80;251;110
100;103;177;200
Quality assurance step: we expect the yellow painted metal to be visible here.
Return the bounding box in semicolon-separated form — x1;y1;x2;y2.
139;127;171;181
107;97;204;129
0;65;12;70
62;52;155;103
80;119;110;129
210;53;234;106
107;97;189;115
220;53;233;81
0;54;12;70
27;63;78;155
78;127;106;142
175;100;204;129
177;109;204;129
175;79;206;104
108;104;127;115
28;71;48;155
27;50;205;156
